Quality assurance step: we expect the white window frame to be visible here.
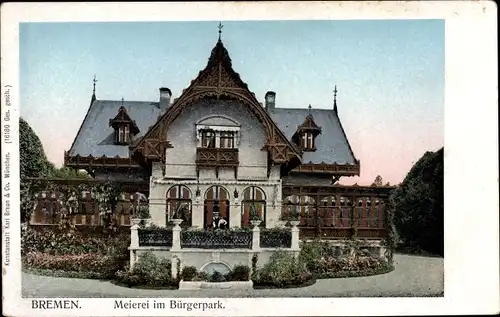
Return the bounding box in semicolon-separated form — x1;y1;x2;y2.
196;125;240;149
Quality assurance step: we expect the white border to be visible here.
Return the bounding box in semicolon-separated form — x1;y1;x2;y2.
2;1;499;316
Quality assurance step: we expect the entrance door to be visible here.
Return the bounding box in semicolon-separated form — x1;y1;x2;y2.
204;186;230;229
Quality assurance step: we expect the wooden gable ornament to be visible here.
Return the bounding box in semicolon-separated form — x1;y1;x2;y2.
131;35;302;169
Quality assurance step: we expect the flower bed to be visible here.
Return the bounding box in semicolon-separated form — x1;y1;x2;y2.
21;224;130;279
299;240;393;279
23;252;123;279
22;224;130;256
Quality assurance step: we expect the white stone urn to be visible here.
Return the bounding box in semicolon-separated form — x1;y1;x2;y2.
172;219;183;227
131;218;142;226
289;220;300;227
250;220;262;228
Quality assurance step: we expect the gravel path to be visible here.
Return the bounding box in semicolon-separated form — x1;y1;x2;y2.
22;254;443;298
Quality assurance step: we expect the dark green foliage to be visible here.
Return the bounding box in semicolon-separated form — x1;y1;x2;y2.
181;266;198;281
20;118;91;222
21;225;130;278
210;271;225;282
49;166;92;179
195;271;210;282
390;148;444;256
21;225;130;257
253;251;313;287
227;265;250;281
20;117;54;179
371;175;384;187
299;240;331;273
115;252;178;288
23;252;122;279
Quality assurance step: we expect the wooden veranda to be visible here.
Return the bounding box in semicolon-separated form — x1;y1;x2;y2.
282;184;395;240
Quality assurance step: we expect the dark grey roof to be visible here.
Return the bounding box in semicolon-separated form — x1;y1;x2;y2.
69;99;356;165
268;108;357;165
68;100;162;158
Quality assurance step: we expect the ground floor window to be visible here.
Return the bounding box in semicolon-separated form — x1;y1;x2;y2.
204;185;230;229
166;185;192;227
241;186;266;228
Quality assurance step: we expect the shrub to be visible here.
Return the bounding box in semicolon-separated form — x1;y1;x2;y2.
251;254;258;279
229;265;250;281
115;252;177;288
299;240;338;273
210;271;225;283
253;251;312;287
181;266;198;281
194;271;210;282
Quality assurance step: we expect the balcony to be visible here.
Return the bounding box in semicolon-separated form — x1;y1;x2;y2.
196;147;239;167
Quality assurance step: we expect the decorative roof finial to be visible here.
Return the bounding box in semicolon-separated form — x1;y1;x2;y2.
121;97;124;107
333;85;338;113
91;75;98;103
217;22;224;41
308;104;312;114
93;74;98;95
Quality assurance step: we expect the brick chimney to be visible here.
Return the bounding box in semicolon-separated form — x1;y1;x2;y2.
159;87;172;111
265;91;276;111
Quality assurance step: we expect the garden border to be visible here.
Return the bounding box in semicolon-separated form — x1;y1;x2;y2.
22;267;111;280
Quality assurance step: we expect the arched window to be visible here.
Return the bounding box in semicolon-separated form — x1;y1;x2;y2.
241;186;266;228
166;185;192;227
204;186;230;229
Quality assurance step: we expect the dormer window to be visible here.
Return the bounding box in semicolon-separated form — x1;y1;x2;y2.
118;125;130;144
292;111;322;152
109;106;140;145
300;132;314;150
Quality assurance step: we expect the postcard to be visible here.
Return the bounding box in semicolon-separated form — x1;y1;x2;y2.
1;1;498;316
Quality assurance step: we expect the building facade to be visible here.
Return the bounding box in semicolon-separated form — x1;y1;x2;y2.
63;32;383;237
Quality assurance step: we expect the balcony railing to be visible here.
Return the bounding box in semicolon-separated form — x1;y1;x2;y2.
196;148;239;167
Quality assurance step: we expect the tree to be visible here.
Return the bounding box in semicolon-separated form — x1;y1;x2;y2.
20;117;55;179
371;175;383;187
390;147;444;256
50;166;91;179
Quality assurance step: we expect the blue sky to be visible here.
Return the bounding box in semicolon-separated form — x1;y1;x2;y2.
20;20;444;185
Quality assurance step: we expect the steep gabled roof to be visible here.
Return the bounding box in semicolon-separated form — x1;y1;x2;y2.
269;107;358;165
131;39;302;167
67;100;161;158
